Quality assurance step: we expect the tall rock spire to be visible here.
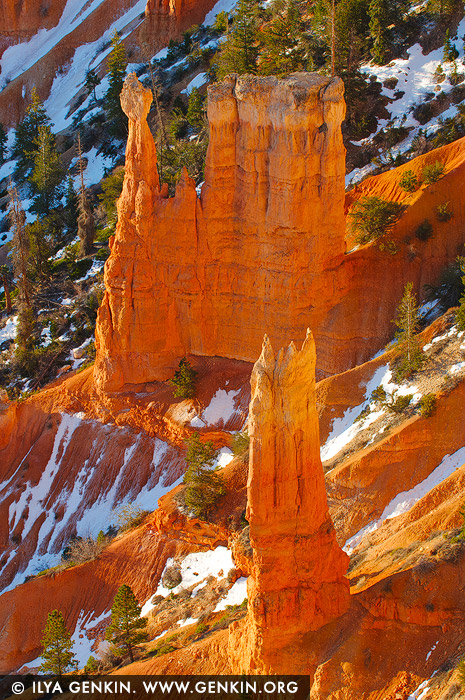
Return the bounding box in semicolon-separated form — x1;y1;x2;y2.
229;330;350;673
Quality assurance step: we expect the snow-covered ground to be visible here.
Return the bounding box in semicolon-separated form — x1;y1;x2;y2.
213;576;247;611
321;364;421;463
347;18;465;187
191;388;241;428
2;413;182;594
344;445;465;553
181;72;208;95
0;315;18;344
142;546;237;616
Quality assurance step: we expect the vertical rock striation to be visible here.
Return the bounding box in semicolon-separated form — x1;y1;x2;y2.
228;331;350;673
94;72;347;391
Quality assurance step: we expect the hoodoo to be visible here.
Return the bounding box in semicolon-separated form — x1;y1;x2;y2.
228;331;350;674
94;72;347;392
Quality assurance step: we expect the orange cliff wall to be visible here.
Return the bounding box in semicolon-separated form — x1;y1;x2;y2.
0;0;67;57
94;72;348;392
94;73;465;393
228;332;350;674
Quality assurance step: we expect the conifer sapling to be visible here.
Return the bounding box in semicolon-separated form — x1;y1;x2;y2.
105;584;148;664
39;610;78;678
393;281;424;380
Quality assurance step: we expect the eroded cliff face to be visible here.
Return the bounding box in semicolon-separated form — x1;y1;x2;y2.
94;72;347;391
94;73;465;394
228;332;350;674
0;0;67;57
0;0;218;127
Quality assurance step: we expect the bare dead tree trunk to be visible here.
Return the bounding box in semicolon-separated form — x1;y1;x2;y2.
331;0;336;77
8;179;31;309
77;134;95;257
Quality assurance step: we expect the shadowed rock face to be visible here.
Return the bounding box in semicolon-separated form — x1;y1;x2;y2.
228;331;350;674
94;72;347;392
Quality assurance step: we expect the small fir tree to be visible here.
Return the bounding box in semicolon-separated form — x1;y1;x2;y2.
186;88;206;129
26;218;52;281
64;175;79;235
39;610;78;678
169;357;198;398
98;167;125;231
216;0;261;78
8;181;32;310
258;0;309;76
13;88;51;173
369;0;390;64
29;124;65;216
85;69;101;101
443;29;459;62
105;31;128;139
0;122;7;164
393;282;424;380
455;257;465;331
183;432;225;519
105;584;148;664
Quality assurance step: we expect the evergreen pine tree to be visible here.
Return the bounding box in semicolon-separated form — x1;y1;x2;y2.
13;88;51;173
105;31;128;139
456;257;465;331
85;69;101;101
39;610;78;678
98;167;125;231
186;88;206;129
29;124;65;216
105;584;148;663
216;0;261;78
26;218;52;281
64;175;79;235
0;122;7;164
258;0;309;75
443;29;459;62
8;181;32;310
393;282;424;380
369;0;390;64
169;357;198;398
183;432;225;519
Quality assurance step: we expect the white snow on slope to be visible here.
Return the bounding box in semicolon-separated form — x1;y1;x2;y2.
0;0;145;86
203;0;239;25
321;364;420;462
344;446;465;553
213;576;247;611
142;546;235;615
346;18;465;186
182;72;208;95
0;315;18;344
2;414;181;594
191;388;240;428
38;0;146;132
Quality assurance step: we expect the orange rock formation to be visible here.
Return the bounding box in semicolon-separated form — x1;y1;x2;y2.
94;72;347;391
228;331;350;673
94;73;465;393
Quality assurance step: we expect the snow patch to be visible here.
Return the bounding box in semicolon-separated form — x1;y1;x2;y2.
344;446;465;553
181;72;208;95
142;547;235;615
0;315;18;344
213;576;248;611
191;388;240;428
